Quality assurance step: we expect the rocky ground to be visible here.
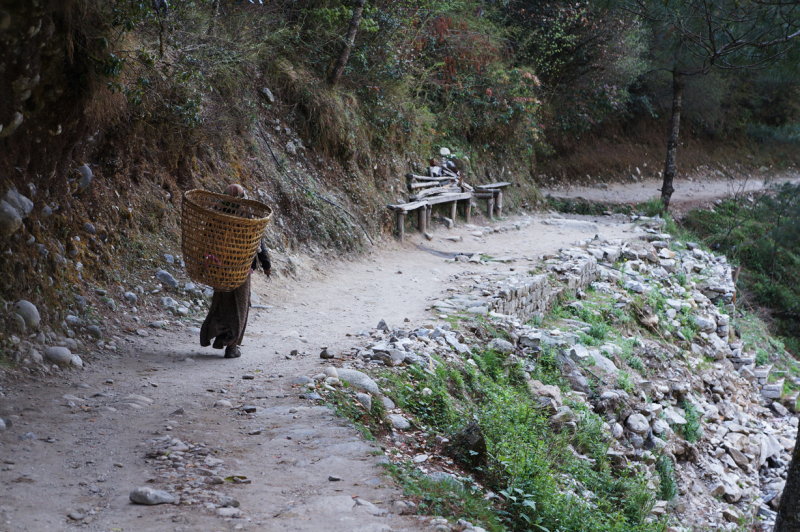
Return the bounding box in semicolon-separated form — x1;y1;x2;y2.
296;216;800;531
0;209;639;531
1;175;798;531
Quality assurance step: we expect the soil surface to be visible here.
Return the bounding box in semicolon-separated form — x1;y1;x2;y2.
0;175;785;531
542;171;800;214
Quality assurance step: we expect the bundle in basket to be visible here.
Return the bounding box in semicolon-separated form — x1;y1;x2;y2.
181;189;273;292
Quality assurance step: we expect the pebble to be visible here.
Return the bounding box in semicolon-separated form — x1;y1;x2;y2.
242;405;257;413
124;292;138;305
87;325;102;339
320;348;334;359
242;374;255;380
83;222;96;235
328;475;342;481
129;487;175;505
164;253;175;264
217;507;243;518
67;510;85;521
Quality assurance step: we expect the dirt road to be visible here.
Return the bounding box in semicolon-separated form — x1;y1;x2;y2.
542;171;800;213
3;170;790;531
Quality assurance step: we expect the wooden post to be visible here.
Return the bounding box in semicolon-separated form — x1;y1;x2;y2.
418;206;426;234
396;211;405;241
426;205;432;229
465;200;472;223
449;201;457;226
486;197;494;219
496;190;503;217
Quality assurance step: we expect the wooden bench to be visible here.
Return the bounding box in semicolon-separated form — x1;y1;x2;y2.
387;200;427;242
474;182;511;219
387;192;472;241
423;192;472;230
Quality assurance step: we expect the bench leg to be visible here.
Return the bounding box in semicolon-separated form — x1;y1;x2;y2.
418;207;426;234
486;197;494;220
465;200;472;223
496;190;503;217
396;212;405;241
449;201;457;226
426;205;432;230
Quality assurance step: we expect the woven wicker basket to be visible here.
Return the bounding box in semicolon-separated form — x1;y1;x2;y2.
181;189;273;292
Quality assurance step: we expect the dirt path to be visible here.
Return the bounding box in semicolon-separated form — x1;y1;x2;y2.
542;171;800;213
0;171;782;531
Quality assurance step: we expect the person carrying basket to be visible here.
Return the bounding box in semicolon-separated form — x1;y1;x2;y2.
199;184;271;358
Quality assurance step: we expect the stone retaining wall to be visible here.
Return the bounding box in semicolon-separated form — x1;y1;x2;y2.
488;254;598;322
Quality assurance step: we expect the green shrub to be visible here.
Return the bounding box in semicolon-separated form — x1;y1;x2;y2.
655;455;678;500
755;349;770;367
681;402;702;443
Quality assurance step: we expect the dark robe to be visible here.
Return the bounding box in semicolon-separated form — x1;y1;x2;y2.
200;240;270;349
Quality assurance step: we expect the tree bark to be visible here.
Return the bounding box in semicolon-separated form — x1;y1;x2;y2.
327;0;366;86
775;420;800;531
660;70;684;212
208;0;220;35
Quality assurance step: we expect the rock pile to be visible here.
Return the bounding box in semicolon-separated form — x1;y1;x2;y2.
320;226;798;531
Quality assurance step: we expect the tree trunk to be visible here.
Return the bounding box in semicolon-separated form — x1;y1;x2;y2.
775;421;800;531
208;0;220;35
327;0;366;86
660;70;684;211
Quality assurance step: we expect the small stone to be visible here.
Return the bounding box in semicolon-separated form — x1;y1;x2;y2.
292;376;313;385
328;475;342;481
67;510;85;521
323;367;338;379
13;300;40;328
626;413;649;434
124;292;138;305
260;87;275;103
87;325;102;339
0;200;23;236
388;414;411;430
336;368;380;394
381;397;396;410
488;338;514;354
217;507;242;518
214;400;233;408
77;165;93;191
356;393;372;411
377;319;389;332
242;405;257;413
44;347;73;367
320;348;334;359
242;374;255;380
130;487;175;505
83;222;96;235
156;270;179;289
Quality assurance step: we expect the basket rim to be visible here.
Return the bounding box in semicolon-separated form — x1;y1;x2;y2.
183;189;273;223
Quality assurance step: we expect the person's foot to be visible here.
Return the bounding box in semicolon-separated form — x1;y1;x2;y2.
224;345;242;358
